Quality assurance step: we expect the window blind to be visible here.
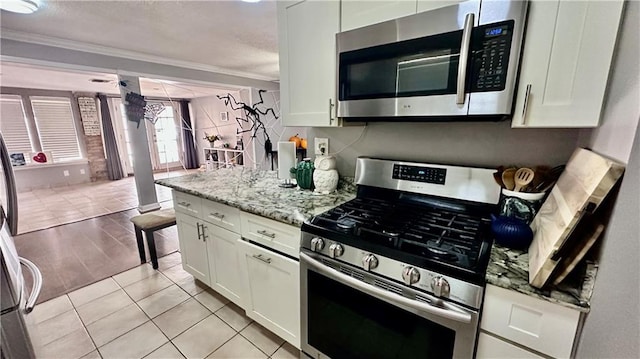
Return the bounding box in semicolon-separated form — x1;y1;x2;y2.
0;95;33;154
30;96;82;162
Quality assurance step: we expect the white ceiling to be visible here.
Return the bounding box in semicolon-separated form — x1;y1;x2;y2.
0;62;238;98
0;0;279;81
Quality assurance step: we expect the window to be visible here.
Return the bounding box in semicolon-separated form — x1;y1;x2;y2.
0;95;33;154
30;96;82;162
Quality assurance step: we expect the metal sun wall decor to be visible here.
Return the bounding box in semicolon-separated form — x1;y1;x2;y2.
217;90;278;157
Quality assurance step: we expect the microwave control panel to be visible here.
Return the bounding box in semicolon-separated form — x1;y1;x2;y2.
393;164;446;185
471;21;515;92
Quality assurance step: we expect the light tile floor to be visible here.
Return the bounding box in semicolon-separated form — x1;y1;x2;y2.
28;252;300;359
17;169;197;234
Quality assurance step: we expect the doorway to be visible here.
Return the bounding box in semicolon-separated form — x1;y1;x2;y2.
111;98;182;173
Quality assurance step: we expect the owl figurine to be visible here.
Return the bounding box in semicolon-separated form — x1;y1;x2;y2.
313;156;339;194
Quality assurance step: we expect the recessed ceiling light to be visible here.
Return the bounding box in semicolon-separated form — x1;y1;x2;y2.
241;0;261;3
0;0;40;14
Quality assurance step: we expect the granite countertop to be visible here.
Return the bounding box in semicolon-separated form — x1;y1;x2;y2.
487;244;597;312
155;168;356;226
157;168;595;312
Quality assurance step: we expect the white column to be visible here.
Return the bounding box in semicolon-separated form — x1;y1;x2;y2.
118;74;160;213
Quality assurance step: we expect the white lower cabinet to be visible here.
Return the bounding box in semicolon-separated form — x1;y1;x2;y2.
173;190;301;349
204;222;243;305
237;239;301;349
476;332;544;359
175;212;211;285
478;284;583;358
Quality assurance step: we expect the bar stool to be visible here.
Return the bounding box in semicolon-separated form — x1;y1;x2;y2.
130;208;176;269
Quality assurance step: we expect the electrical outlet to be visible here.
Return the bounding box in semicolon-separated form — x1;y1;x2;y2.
80;169;86;175
63;170;70;177
315;138;329;156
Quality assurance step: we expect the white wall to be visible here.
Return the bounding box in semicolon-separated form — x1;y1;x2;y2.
240;89;307;170
576;2;640;358
191;92;244;165
1;39;278;91
309;121;582;176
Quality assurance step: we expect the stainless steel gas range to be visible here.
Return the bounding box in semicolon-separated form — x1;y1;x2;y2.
300;157;501;359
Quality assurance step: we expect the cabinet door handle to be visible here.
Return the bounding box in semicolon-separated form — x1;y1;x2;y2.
521;84;532;125
328;98;335;123
252;254;272;264
178;201;191;207
209;212;225;220
257;229;276;238
196;222;202;240
201;224;208;242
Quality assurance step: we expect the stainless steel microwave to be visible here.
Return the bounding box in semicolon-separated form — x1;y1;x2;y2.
337;0;528;121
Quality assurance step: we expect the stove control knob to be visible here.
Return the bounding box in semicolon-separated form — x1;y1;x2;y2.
310;238;325;252
328;243;344;258
402;267;421;286
431;277;450;298
362;254;378;271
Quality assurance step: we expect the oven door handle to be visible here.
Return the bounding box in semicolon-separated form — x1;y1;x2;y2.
300;253;472;324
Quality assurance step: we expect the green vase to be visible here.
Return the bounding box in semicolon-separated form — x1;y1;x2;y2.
292;158;314;190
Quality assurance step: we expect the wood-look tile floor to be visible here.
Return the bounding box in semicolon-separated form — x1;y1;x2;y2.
28;256;300;359
13;169;197;303
14;209;180;304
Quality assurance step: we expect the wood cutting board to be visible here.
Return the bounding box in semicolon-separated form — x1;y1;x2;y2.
528;148;624;288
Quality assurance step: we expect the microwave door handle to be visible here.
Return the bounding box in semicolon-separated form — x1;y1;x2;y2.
456;13;475;105
300;253;472;323
19;257;42;314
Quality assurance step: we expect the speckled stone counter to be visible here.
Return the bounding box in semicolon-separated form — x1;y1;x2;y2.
155;168;356;226
156;169;595;312
487;244;597;312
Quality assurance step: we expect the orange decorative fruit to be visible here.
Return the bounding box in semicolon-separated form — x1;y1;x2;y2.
300;138;308;150
289;134;302;148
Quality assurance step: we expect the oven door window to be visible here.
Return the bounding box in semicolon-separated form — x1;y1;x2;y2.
339;31;463;101
308;270;456;359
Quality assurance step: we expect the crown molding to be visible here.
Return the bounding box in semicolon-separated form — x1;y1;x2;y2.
0;29;279;82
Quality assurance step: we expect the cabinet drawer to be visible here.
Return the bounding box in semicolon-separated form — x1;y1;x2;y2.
240;212;300;258
202;199;241;233
480;285;581;358
476;332;544;359
173;191;202;217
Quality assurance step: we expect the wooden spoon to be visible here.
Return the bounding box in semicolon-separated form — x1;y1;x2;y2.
514;167;535;192
501;167;516;190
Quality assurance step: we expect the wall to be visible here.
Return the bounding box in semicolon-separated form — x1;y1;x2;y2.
74;93;109;181
309;121;582;176
576;2;640;358
241;89;307;171
1;39;278;91
1;87;92;190
14;161;91;191
191;92;244;165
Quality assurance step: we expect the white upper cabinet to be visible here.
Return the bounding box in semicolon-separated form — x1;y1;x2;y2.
512;0;624;128
278;0;340;127
341;0;416;31
416;0;467;14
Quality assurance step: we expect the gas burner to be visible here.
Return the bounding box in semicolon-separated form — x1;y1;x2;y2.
336;217;358;230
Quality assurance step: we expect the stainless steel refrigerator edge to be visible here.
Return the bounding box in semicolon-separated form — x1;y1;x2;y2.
0;133;42;359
